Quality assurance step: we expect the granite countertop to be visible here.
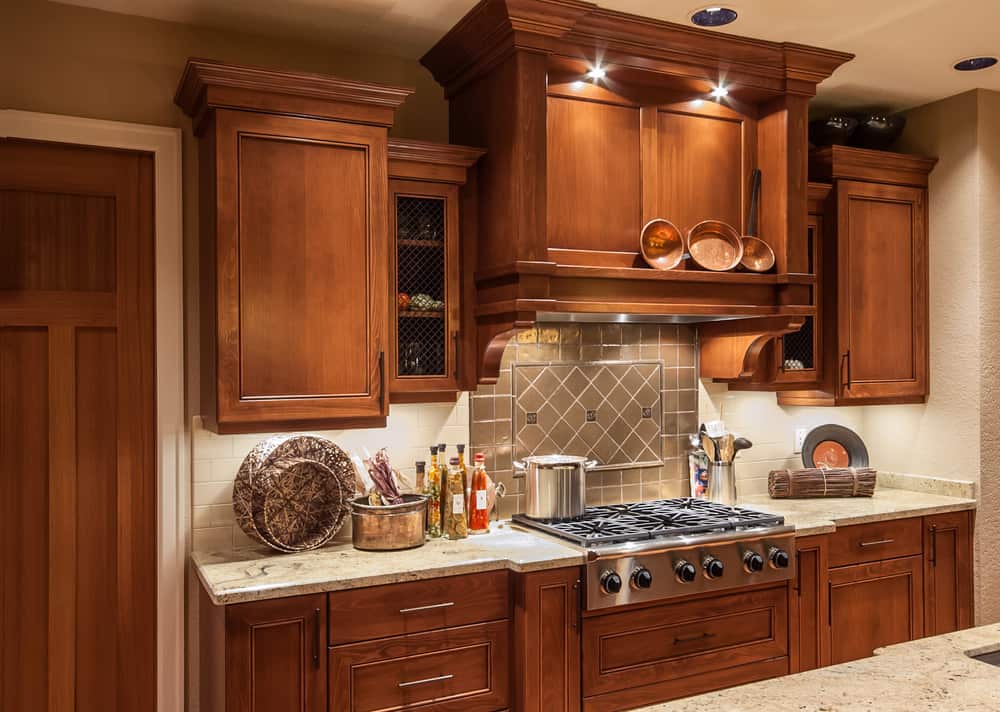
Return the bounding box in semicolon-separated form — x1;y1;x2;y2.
194;480;976;606
639;623;1000;712
193;521;585;605
739;486;977;536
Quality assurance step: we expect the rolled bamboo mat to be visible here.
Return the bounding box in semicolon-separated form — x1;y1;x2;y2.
768;467;876;499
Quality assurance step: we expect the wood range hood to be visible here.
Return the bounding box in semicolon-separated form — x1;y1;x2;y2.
422;0;853;382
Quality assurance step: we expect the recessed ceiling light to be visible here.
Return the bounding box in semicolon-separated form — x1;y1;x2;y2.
954;56;998;71
710;85;729;99
691;7;738;27
586;66;607;81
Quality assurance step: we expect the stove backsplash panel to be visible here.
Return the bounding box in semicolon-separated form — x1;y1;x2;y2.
513;361;663;470
471;324;698;516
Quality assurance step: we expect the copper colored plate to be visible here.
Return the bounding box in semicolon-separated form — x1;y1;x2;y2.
640;218;684;270
740;236;776;272
813;440;851;468
687;220;743;271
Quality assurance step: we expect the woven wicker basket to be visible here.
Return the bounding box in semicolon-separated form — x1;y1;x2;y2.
234;435;355;552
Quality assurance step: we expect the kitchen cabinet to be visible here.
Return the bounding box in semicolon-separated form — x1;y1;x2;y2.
924;510;975;635
789;534;830;673
199;590;327;712
514;567;582;712
175;59;411;433
387;140;484;403
829;555;924;664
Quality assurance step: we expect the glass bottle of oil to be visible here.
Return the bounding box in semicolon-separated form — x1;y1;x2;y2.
437;442;448;525
456;444;470;525
469;452;490;534
443;457;468;540
423;447;442;538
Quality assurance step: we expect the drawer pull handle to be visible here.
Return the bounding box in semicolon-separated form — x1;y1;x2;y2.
674;632;715;644
398;602;455;614
398;674;454;688
859;538;895;548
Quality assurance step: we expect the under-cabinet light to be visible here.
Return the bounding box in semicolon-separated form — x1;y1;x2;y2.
710;85;729;99
586;66;607;81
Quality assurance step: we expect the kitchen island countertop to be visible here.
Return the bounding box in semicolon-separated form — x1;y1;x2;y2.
639;623;1000;712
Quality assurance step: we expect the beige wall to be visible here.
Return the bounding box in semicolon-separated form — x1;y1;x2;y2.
1;0;448;418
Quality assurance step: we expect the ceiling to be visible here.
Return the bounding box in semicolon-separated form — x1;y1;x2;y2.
56;0;1000;111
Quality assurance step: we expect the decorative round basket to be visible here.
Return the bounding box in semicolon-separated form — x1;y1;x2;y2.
233;435;355;552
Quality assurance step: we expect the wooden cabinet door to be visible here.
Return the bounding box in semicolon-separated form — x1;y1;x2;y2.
835;180;928;402
924;511;974;636
209;109;388;432
514;567;582;712
226;595;326;712
790;535;830;672
829;555;923;664
389;179;461;401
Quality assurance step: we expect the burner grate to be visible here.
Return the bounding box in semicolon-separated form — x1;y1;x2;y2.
513;497;785;547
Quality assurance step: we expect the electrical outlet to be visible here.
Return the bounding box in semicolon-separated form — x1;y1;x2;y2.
794;428;809;454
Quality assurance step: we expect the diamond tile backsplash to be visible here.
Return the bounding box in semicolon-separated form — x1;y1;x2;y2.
513;361;663;469
471;324;698;517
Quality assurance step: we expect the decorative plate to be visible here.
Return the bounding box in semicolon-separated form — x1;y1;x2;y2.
801;424;870;469
234;435;356;552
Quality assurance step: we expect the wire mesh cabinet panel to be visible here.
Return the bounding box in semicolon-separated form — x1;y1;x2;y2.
389;179;462;401
775;212;823;387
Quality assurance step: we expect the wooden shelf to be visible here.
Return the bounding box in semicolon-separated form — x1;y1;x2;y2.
398;238;443;248
398;309;444;319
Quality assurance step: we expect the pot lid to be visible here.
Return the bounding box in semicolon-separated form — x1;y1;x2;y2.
521;454;591;466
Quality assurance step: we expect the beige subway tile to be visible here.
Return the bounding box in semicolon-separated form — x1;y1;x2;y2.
193;504;236;529
192;425;234;460
192;481;234;506
192;526;234;554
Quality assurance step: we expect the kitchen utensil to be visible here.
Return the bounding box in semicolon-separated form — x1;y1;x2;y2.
701;432;718;463
513;455;599;521
687;220;744;271
234;434;355;553
350;494;429;550
808;115;859;147
640;218;685;270
801;424;870;469
768;467;876;499
707;462;737;505
739;169;775;272
719;433;735;463
851;112;906;150
733;437;753;454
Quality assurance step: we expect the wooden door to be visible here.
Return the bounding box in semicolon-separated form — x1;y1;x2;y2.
790;535;830;672
0;139;156;711
836;180;928;402
207;109;388;432
515;567;582;712
389;179;461;401
924;511;974;636
829;555;923;664
226;595;326;712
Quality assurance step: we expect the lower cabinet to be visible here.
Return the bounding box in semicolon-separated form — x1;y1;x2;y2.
789;534;830;672
924;510;975;635
329;621;510;711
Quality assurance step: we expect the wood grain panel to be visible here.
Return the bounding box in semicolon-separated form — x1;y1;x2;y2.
329;620;509;712
827;518;923;568
0;190;115;292
238;134;369;398
656;110;744;234
924;511;974;636
546;97;641;253
0;327;49;712
790;535;829;673
829;555;923;664
329;570;509;645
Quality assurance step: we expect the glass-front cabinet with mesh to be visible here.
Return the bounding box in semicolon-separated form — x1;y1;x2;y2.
386;139;483;402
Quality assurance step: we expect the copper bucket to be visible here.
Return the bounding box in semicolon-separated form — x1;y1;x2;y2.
687;220;743;271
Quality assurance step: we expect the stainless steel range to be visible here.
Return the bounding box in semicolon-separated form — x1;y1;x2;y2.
513;498;795;611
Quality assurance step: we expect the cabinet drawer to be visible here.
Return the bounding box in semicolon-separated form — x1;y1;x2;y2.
828;518;922;568
581;584;787;698
329;570;510;645
329;620;510;712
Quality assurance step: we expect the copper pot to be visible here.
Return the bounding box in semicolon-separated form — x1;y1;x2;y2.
640;218;684;270
739;169;775;272
687;220;743;271
350;494;428;550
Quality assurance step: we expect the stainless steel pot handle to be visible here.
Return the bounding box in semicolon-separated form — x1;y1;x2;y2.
513;460;526;478
584;460;599;469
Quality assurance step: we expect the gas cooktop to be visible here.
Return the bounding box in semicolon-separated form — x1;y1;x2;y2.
511;497;785;548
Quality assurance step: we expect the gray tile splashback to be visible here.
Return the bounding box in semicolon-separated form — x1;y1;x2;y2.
513;361;662;470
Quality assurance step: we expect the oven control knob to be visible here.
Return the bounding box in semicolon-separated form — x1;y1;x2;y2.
601;571;623;594
703;556;725;579
743;551;765;573
770;548;791;569
675;560;697;583
632;568;653;589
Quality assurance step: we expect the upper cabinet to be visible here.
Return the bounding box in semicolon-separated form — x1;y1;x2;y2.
176;59;412;433
422;0;854;382
387;140;484;403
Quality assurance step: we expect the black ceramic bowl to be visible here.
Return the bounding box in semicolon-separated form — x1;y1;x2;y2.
851;113;906;151
808;115;858;147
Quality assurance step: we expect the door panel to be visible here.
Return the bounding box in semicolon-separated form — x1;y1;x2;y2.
924;511;974;636
0;139;156;712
